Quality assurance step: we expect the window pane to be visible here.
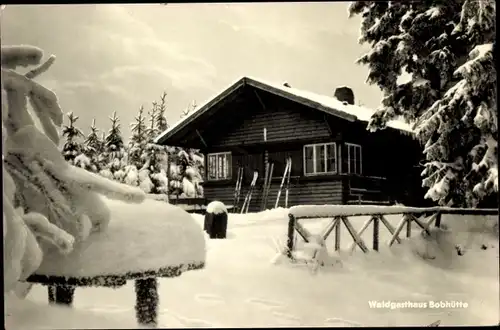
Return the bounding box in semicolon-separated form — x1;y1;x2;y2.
208;155;216;179
305;146;314;174
218;154;224;179
315;145;325;173
225;154;232;179
348;145;356;174
355;147;362;174
326;143;336;173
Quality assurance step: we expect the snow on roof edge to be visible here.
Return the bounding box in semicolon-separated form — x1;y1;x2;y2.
154;76;414;144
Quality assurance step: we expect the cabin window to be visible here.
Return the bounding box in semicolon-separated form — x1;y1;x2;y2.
303;142;337;176
207;152;232;180
346;143;362;175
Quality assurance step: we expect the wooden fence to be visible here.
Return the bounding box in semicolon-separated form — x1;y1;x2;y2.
286;205;498;258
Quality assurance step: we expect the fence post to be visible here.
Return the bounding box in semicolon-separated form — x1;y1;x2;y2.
286;214;296;258
373;215;379;251
406;214;412;238
334;218;341;251
435;212;442;228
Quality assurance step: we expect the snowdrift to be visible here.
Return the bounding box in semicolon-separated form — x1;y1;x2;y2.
34;196;206;278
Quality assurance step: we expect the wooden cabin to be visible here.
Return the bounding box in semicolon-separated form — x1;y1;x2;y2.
155;77;427;212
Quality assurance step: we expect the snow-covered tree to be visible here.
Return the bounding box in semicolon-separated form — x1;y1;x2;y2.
2;44;145;295
155;91;169;133
349;0;497;207
100;111;127;181
61;112;84;165
147;102;160;142
80;119;102;173
128;105;148;169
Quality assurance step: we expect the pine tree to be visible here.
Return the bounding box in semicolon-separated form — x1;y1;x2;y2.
349;1;497;207
155;91;169;133
100;111;126;181
81;119;102;172
147;102;159;142
128;105;148;169
61;112;84;165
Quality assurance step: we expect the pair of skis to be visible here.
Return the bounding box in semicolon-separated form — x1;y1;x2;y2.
260;162;274;211
241;171;258;214
275;157;292;209
233;167;244;213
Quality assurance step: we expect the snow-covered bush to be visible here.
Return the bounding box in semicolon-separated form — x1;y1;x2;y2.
2;44;145;294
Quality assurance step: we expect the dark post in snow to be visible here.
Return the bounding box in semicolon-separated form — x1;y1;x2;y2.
134;278;159;327
48;285;75;306
204;201;228;239
286;214;296;258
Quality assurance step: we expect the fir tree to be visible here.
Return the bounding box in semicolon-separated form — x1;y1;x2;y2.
147;102;159;142
155;91;169;133
349;0;497;207
101;111;126;180
128;105;148;169
81;119;102;172
61;112;84;165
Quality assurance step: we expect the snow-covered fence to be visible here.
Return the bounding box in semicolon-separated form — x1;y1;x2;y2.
286;205;498;257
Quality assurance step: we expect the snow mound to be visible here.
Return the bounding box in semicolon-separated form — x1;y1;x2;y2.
206;201;228;215
34;196;206;278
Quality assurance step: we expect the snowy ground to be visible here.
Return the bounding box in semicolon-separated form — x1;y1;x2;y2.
7;208;499;328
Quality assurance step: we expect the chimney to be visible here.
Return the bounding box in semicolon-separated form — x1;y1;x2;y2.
334;86;355;105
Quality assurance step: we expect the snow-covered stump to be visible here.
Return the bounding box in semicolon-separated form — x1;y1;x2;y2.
26;197;206;328
204;201;228;239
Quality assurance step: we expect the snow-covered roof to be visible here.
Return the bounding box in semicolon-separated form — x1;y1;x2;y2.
154;76;413;144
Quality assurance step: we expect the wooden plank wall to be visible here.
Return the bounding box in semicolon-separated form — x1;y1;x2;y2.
204;180;343;213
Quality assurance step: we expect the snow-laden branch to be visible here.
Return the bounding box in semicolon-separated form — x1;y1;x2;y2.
25;54;56;79
1;45;44;70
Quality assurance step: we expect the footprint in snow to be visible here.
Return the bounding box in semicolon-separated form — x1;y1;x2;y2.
324;317;362;327
245;297;285;311
272;311;302;326
195;293;226;305
81;304;132;314
160;308;217;328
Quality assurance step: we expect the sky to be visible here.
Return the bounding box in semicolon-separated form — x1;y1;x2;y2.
1;3;383;141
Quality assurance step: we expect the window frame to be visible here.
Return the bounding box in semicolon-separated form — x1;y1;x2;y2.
303;142;338;176
206;151;232;181
345;143;363;175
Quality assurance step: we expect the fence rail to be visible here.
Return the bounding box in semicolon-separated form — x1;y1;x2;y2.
286;205;498;258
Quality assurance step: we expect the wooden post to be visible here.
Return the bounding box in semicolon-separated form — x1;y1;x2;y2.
286;214;296;258
47;285;75;306
135;278;159;327
406;214;412;238
334;217;341;251
166;147;171;203
435;212;442;228
373;215;379;251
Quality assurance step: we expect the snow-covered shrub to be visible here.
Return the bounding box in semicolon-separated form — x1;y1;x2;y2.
2;44;146;294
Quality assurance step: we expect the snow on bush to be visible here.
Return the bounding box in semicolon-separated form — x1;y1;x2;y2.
2;44;146;294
